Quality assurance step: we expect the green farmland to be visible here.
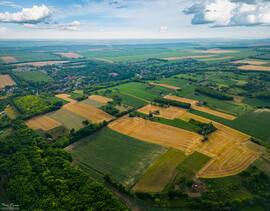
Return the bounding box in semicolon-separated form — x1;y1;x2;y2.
67;127;167;187
15;71;53;82
133;149;186;193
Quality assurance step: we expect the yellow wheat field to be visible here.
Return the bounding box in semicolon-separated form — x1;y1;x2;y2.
88;95;113;104
56;52;82;58
55;94;77;103
26;116;62;131
109;116;202;155
0;74;16;89
163;55;214;61
164;95;236;120
1;56;17;63
149;82;181;90
238;65;270;72
138;104;187;120
232;59;268;65
63;102;113;123
176;112;260;178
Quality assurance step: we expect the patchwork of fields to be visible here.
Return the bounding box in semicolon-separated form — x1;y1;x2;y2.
3;44;268;203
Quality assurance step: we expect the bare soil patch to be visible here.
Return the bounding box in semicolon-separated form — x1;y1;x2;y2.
0;74;16;89
1;56;17;63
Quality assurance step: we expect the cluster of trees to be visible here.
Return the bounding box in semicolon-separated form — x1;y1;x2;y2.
12;95;63;118
154;98;191;109
195;86;233;100
0;120;126;210
101;104;121;116
189;119;217;136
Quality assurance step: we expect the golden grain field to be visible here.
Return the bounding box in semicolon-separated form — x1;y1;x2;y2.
109;116;202;155
26;116;62;131
88;95;113;104
0;74;16;89
63;102;113;123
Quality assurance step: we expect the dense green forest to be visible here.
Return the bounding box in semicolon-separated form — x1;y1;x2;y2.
0;121;126;210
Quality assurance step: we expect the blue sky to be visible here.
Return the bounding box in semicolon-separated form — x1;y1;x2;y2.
0;0;270;39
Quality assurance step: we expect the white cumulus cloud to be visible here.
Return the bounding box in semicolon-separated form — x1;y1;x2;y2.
0;4;51;24
184;0;270;27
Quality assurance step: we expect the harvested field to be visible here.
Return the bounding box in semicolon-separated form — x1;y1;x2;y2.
133;149;186;193
16;61;67;67
108;117;202;155
164;95;236;120
238;65;270;71
149;82;181;90
191;49;239;54
48;109;86;130
56;52;82;59
63;102;113;123
88;95;113;104
232;59;268;65
55;94;76;103
1;56;17;63
138;104;187;120
81;98;104;108
0;75;16;89
26;115;62;131
197;144;259;178
176;112;260;178
164;95;198;105
4;105;19;119
200;56;233;61
164;55;214;61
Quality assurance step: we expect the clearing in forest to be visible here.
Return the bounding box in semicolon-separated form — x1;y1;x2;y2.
88;95;113;104
108;116;202;155
63;102;113;123
164;95;236;120
0;74;16;89
26;115;62;131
